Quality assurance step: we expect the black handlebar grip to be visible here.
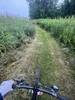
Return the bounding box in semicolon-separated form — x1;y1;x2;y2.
57;95;70;100
12;84;16;89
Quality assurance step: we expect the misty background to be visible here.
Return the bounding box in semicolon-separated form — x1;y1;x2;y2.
0;0;63;18
0;0;29;18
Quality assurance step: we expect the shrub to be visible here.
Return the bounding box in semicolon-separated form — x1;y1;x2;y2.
0;17;35;56
37;18;75;50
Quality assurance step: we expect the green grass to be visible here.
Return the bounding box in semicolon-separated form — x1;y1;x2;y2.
5;26;74;100
0;17;74;99
36;17;75;51
36;28;56;84
35;27;61;100
0;16;35;57
36;18;75;81
36;18;75;99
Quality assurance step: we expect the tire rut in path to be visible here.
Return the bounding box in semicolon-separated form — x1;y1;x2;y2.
36;26;75;100
4;26;75;100
48;34;75;100
5;36;42;82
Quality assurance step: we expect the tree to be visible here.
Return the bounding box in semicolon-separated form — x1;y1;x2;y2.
60;0;75;17
27;0;59;19
61;0;71;17
27;0;41;19
70;0;75;15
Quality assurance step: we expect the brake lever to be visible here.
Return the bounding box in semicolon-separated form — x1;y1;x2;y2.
44;85;59;97
14;79;25;84
12;79;31;89
45;85;70;100
12;79;24;89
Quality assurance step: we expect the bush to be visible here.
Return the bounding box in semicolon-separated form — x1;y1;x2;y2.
37;17;75;50
0;17;35;56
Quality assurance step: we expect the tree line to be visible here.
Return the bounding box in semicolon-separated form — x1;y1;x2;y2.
27;0;75;19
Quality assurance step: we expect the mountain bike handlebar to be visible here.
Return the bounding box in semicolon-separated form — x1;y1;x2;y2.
12;79;70;100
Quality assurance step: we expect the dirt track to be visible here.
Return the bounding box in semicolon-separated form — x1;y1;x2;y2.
0;26;75;100
5;37;40;80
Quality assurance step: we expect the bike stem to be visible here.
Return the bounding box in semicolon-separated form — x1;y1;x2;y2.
31;66;40;100
31;87;38;100
31;78;39;100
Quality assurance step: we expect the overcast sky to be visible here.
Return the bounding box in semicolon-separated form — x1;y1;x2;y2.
0;0;63;18
0;0;29;17
58;0;64;4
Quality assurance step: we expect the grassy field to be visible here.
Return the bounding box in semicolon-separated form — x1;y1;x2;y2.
37;17;75;51
35;27;75;100
0;17;75;100
5;26;74;100
37;17;75;83
0;17;35;58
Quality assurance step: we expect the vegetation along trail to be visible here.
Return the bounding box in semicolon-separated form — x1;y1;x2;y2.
4;26;75;100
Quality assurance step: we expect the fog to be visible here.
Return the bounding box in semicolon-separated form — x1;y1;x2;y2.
0;0;29;18
0;0;63;18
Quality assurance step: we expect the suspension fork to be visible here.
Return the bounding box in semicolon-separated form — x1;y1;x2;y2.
31;66;41;100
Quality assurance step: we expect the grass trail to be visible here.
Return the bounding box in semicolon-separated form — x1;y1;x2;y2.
35;26;75;100
4;26;75;100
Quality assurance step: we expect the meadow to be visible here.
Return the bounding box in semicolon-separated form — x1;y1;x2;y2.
0;17;35;57
37;17;75;82
0;17;75;100
37;17;75;51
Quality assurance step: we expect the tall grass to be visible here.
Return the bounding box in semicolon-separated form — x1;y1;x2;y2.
0;17;35;57
37;17;75;50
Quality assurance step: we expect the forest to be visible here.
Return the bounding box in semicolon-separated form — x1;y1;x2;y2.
27;0;75;19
